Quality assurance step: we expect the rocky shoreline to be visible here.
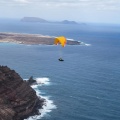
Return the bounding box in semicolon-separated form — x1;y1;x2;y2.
0;66;45;120
0;32;80;45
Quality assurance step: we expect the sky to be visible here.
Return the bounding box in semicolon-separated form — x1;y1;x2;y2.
0;0;120;24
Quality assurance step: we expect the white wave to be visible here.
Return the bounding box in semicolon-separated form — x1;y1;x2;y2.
31;84;38;89
85;43;91;46
24;77;50;86
80;42;91;46
24;77;56;120
67;38;74;41
38;96;57;119
35;77;50;85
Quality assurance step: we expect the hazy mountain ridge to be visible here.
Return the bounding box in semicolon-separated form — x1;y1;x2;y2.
21;17;79;24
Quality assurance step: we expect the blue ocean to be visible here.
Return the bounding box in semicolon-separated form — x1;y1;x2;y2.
0;19;120;120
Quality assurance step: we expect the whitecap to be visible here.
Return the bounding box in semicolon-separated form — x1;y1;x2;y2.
80;42;91;46
38;96;57;119
35;77;50;85
85;43;91;46
31;84;38;89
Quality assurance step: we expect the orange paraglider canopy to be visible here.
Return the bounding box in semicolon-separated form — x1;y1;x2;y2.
54;36;67;47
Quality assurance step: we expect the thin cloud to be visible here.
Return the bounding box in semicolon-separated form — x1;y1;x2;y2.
31;0;120;10
14;0;30;4
0;0;120;11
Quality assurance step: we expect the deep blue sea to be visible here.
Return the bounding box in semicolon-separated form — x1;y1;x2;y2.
0;19;120;120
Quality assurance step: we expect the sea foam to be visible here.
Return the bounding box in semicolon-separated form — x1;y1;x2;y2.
24;77;56;120
85;44;91;46
36;77;50;85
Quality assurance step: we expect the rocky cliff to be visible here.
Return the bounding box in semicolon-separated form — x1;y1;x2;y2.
0;66;44;120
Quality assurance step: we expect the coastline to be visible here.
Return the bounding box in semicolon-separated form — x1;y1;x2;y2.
0;32;80;45
26;77;57;120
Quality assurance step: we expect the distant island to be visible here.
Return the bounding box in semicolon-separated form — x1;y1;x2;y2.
21;17;48;23
0;32;80;45
21;17;78;24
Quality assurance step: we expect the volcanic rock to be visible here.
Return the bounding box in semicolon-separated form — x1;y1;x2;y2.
27;76;36;85
0;66;44;120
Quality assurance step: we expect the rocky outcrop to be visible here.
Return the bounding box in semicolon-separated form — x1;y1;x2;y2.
27;76;36;85
0;66;44;120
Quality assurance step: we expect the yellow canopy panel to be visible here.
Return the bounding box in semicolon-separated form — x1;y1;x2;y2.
54;36;67;47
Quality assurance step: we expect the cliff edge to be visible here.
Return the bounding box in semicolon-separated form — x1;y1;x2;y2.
0;66;44;120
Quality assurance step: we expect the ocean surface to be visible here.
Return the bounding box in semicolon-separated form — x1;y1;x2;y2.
0;19;120;120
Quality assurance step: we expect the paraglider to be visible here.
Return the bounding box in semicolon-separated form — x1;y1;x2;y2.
54;36;66;47
54;36;67;61
58;58;64;61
